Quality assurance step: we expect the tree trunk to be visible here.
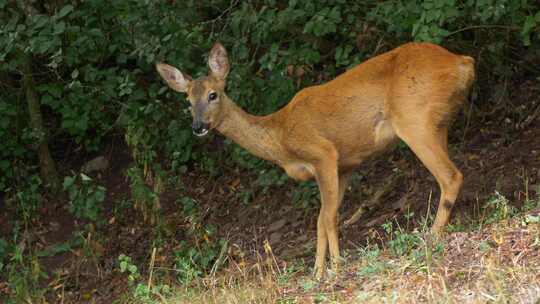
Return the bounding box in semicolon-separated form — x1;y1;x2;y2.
20;52;60;191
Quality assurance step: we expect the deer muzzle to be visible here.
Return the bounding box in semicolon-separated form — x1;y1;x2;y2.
192;120;210;137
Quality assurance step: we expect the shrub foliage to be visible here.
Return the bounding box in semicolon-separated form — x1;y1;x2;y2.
1;0;539;193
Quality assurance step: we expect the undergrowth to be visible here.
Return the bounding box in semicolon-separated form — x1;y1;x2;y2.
115;191;540;304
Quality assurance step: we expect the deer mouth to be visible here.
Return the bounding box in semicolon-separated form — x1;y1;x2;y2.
192;120;210;137
193;128;209;137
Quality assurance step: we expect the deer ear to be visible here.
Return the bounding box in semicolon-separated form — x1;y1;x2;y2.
155;63;191;93
208;42;229;80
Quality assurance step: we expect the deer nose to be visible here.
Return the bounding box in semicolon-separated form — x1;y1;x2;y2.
192;120;210;137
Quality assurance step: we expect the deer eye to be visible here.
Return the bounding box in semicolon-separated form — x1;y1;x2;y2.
208;92;217;102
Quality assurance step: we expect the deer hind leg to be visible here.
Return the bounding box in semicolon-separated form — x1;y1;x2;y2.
393;122;463;234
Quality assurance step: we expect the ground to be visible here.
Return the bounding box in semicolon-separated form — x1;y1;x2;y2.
1;79;540;303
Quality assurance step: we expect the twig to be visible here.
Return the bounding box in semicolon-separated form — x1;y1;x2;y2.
200;0;239;25
343;173;402;227
147;247;157;290
371;35;387;57
447;25;520;37
423;190;433;231
519;101;540;129
210;239;229;277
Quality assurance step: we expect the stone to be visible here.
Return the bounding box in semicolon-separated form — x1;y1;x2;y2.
81;156;109;173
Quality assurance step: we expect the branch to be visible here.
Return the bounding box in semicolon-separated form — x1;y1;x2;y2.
447;25;520;37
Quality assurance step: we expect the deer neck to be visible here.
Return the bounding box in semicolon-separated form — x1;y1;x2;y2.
216;97;284;164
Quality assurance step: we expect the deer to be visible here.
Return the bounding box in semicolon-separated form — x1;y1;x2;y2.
156;42;475;279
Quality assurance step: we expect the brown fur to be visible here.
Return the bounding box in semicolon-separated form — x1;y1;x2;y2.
156;42;475;278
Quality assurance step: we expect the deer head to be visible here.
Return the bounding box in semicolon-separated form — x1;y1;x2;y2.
156;42;230;137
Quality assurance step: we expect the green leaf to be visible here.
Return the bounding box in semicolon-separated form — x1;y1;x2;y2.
34;15;49;29
54;21;66;35
521;15;536;46
162;34;172;42
328;7;341;21
120;260;128;272
95;187;106;202
80;173;92;182
57;5;74;19
303;20;314;34
63;176;75;190
522;15;536;35
128;264;138;274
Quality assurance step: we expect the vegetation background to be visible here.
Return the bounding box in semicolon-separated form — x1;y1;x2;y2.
1;0;539;303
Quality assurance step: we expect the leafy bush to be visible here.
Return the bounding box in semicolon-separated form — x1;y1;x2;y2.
63;173;106;221
1;0;539;193
482;191;518;225
118;253;172;304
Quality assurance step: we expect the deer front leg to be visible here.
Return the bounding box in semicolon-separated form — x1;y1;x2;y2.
313;158;340;279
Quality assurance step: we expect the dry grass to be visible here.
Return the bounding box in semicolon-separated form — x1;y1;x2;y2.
120;208;540;304
162;210;540;304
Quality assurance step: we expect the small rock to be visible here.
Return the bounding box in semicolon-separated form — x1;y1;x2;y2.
81;156;109;173
267;219;287;232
